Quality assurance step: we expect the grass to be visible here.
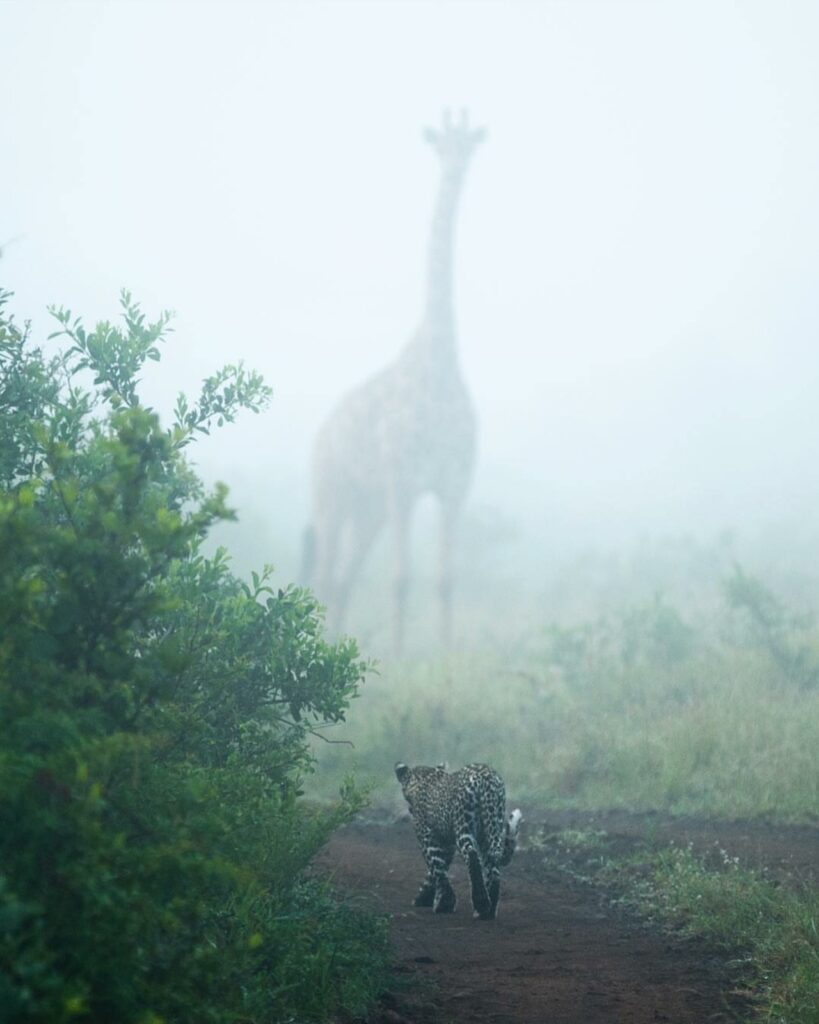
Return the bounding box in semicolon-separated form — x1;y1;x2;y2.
310;641;819;822
536;827;819;1024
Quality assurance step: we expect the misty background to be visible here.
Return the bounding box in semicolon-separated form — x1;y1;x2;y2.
4;0;819;648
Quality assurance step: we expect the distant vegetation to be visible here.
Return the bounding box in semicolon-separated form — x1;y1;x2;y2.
0;291;389;1023
313;561;819;823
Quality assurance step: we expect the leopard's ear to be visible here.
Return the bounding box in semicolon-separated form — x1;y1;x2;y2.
395;762;410;784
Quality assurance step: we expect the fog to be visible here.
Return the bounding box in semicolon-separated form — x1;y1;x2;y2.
4;0;819;636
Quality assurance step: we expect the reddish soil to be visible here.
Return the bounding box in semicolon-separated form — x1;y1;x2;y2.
314;809;819;1024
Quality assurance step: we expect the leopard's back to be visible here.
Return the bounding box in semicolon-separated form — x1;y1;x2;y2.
397;762;507;858
451;763;507;861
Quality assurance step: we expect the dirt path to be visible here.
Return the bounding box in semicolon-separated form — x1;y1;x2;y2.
316;814;785;1024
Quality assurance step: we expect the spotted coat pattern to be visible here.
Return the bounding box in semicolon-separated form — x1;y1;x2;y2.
395;762;521;920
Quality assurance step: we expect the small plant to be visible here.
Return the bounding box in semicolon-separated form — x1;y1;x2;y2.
538;830;819;1024
627;847;819;1024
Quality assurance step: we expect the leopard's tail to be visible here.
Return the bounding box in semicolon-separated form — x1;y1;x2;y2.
497;808;523;866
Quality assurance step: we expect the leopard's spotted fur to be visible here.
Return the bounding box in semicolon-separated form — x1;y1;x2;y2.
395;762;522;919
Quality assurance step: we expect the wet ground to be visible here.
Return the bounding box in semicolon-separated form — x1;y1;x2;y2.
315;807;819;1023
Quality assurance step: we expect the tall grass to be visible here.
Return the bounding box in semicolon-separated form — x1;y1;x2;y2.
312;576;819;822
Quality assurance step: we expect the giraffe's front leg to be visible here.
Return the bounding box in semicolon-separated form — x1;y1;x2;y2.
334;510;382;634
390;498;412;656
437;499;459;649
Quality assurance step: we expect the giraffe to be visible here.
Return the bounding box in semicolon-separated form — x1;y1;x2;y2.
303;110;484;653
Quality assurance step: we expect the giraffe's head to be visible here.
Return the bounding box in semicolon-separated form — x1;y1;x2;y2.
423;109;486;172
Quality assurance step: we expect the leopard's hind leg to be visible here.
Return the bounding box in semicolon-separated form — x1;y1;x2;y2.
455;807;492;919
481;803;506;920
485;858;501;918
414;871;435;907
487;808;523;917
416;835;456;912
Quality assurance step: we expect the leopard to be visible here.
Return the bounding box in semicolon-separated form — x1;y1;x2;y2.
395;761;522;920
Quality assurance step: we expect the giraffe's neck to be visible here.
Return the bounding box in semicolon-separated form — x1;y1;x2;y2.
423;164;466;337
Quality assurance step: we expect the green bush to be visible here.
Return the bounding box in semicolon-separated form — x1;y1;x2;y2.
0;290;389;1023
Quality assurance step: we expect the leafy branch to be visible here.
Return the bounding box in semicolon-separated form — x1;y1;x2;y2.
171;364;272;448
48;289;172;409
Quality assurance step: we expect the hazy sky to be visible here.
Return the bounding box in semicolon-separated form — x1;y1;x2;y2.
3;0;819;562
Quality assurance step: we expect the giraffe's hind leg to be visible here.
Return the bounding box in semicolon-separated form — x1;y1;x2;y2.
334;510;382;634
389;497;412;655
438;497;466;649
313;513;343;624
